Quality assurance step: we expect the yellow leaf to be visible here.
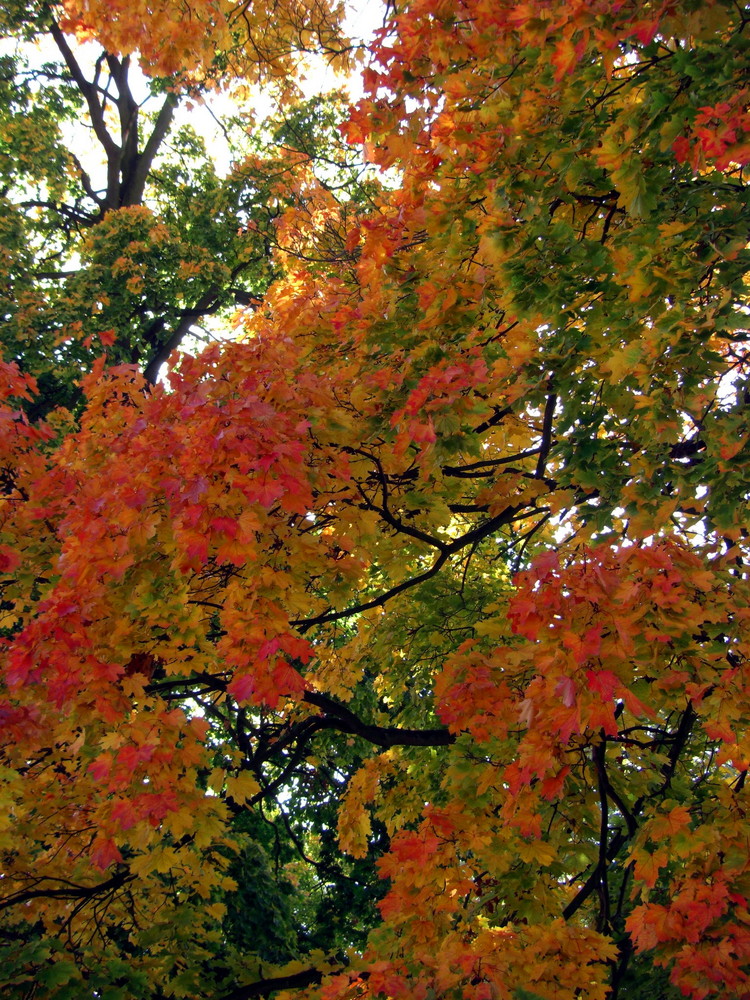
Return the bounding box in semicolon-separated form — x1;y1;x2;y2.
225;770;261;804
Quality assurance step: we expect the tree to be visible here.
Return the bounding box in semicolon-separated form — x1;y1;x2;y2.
1;1;749;999
0;0;355;415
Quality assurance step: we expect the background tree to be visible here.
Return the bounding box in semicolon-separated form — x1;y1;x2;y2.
1;2;749;1000
0;0;359;413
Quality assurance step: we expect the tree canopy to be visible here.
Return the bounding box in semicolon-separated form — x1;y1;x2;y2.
1;2;749;999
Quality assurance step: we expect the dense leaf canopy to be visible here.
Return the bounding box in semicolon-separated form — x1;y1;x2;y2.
1;2;749;1000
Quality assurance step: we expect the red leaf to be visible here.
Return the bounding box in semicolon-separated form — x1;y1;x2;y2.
227;672;256;704
91;836;123;871
0;545;20;574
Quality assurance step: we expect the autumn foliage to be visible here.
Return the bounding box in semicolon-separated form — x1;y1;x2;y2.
1;1;750;998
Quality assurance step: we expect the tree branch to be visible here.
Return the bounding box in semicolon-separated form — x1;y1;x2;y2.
535;386;557;479
123;91;179;207
303;690;454;747
0;869;134;911
442;447;542;477
220;967;325;1000
49;20;120;206
562;704;696;922
142;288;221;383
294;503;528;630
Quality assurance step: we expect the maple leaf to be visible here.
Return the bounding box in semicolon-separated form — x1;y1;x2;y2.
90;836;123;871
0;546;21;574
